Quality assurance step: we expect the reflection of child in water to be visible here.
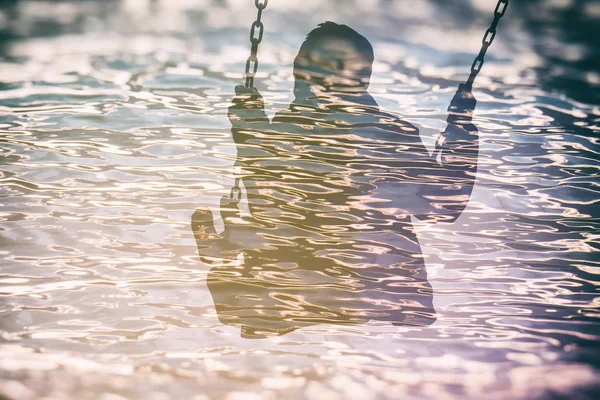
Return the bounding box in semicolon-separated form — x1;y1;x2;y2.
193;22;478;338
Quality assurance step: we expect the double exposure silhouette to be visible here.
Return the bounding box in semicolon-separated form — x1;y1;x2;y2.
192;22;478;338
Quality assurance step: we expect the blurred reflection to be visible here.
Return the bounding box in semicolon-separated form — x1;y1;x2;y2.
192;22;478;338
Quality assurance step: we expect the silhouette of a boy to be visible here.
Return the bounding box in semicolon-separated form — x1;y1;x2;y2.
193;22;477;338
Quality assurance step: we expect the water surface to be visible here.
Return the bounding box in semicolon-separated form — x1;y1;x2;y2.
0;1;599;399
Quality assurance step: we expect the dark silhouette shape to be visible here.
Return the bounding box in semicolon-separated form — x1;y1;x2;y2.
192;22;478;338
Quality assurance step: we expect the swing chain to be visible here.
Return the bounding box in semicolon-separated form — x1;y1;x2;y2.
466;0;509;88
231;1;268;203
245;0;268;88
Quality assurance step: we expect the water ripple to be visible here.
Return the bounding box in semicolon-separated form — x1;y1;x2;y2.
0;1;598;399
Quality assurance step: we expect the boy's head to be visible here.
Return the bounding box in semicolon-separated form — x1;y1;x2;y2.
294;22;374;92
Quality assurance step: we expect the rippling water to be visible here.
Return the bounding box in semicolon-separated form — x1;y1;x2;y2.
1;1;599;399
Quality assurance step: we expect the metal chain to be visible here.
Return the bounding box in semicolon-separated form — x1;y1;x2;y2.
229;0;269;203
245;0;268;88
466;0;509;88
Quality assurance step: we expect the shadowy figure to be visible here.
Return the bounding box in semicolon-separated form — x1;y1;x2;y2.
192;22;478;338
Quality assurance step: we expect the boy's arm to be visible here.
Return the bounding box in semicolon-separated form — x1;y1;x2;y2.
415;84;479;222
370;85;478;223
193;86;272;264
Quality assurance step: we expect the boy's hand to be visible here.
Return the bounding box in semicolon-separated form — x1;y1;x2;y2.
447;84;477;120
231;85;264;109
228;85;269;145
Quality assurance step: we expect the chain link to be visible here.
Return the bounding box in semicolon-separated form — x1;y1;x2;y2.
245;0;268;88
466;0;509;88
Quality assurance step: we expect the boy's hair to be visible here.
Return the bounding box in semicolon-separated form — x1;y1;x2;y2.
297;21;374;65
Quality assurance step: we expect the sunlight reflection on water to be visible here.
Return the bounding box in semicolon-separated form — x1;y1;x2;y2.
0;1;599;399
